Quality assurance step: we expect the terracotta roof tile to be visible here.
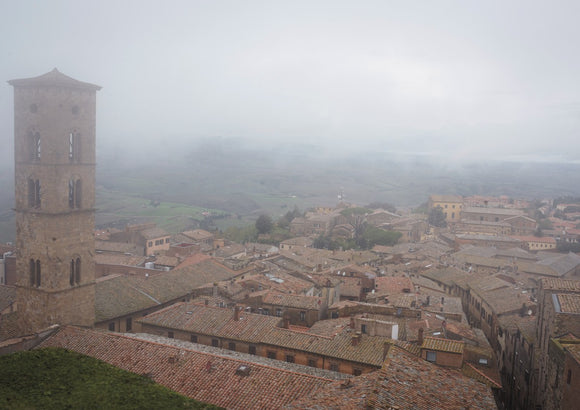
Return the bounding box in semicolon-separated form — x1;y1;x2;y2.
421;336;464;354
262;291;322;310
287;345;497;409
541;278;580;291
556;293;580;314
37;326;333;410
96;258;236;321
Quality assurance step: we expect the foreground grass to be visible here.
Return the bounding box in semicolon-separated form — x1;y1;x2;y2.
0;348;221;410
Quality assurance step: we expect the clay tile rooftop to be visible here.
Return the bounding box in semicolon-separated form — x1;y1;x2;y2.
286;345;496;409
421;336;465;354
555;293;580;314
542;278;580;291
37;326;335;410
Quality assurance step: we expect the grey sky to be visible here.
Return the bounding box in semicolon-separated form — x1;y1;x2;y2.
1;0;579;163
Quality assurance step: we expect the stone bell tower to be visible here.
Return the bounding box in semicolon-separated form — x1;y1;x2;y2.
9;69;100;334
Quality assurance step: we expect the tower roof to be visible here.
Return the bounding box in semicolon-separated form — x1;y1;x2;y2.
8;68;101;91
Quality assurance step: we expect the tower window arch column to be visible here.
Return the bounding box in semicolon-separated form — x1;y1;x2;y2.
68;179;82;209
29;131;41;161
70;257;81;286
69;131;81;162
28;178;41;208
29;258;41;287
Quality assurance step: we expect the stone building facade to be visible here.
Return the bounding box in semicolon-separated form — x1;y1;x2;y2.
9;69;100;334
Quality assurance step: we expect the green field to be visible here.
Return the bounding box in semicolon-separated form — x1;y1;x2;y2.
0;348;220;410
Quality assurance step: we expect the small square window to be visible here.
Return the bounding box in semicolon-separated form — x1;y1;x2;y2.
191;334;198;343
267;351;277;360
308;358;317;367
212;339;219;347
426;351;437;362
286;355;295;363
168;331;174;339
353;368;362;376
330;363;339;372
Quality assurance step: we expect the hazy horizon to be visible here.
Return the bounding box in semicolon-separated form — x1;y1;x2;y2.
1;0;580;169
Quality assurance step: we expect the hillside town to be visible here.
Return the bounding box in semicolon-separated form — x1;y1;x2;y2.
2;71;580;409
3;192;580;408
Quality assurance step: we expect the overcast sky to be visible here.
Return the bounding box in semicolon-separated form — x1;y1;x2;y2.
1;0;580;163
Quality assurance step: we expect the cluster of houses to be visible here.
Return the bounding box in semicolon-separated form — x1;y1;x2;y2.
2;195;580;408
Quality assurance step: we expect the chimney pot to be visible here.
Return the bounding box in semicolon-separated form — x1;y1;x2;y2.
418;327;424;345
233;306;240;321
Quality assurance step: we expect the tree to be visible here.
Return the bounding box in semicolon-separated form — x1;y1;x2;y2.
428;206;447;228
255;214;273;234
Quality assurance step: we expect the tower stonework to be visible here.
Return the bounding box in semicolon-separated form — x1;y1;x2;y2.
9;69;100;334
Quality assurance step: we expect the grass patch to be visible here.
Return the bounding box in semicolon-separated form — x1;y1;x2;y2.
0;348;221;410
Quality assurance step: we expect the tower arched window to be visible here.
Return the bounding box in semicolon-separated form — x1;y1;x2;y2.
75;257;81;285
30;258;41;287
30;259;35;286
69;131;80;162
69;179;82;209
35;260;41;287
28;178;41;208
70;257;81;285
29;131;41;161
70;259;74;286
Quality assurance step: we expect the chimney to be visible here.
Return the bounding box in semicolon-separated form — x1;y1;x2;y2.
418;327;424;345
382;342;390;360
233;306;240;321
213;283;218;297
283;317;290;329
351;332;361;346
426;295;430;306
441;296;445;305
350;316;355;329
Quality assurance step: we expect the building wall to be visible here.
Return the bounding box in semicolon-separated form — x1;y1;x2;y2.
560;346;580;410
535;280;580;408
421;349;463;368
11;72;99;335
144;236;171;256
428;197;463;223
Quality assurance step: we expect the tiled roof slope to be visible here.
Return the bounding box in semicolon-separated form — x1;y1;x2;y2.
261;327;390;367
8;68;101;90
367;346;496;409
37;326;333;410
286;346;496;410
140;303;390;367
262;291;322;310
95;258;236;321
541;278;580;291
556;293;580;314
139;303;280;342
537;252;580;276
421;336;464;354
